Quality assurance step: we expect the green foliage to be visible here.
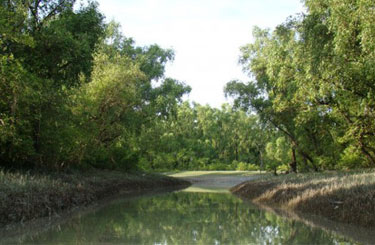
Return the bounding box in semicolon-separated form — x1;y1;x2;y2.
137;101;268;171
0;1;106;168
0;2;189;170
225;0;375;172
264;136;290;172
338;146;366;170
276;164;289;173
2;0;374;172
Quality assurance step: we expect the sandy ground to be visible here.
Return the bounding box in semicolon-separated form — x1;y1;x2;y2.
168;171;262;192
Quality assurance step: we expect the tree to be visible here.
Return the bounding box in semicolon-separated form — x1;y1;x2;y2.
226;0;375;171
225;26;311;172
297;0;375;166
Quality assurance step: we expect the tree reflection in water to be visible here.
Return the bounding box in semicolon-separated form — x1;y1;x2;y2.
21;192;353;244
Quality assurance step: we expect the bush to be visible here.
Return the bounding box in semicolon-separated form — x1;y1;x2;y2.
236;162;248;171
277;163;289;173
247;163;259;171
236;162;260;171
208;161;230;170
197;158;210;170
338;146;366;169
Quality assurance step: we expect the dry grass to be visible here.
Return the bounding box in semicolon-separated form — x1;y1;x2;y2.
231;170;375;227
0;169;189;227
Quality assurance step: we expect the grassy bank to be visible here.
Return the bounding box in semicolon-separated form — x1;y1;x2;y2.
0;169;190;227
231;170;375;228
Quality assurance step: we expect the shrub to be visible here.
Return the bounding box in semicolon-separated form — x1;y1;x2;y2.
277;163;289;173
208;161;230;170
236;162;248;171
247;163;259;171
338;146;366;169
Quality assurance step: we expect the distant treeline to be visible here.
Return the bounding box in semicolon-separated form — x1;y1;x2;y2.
1;0;374;172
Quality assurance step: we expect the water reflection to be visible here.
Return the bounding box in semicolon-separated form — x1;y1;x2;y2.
14;191;353;244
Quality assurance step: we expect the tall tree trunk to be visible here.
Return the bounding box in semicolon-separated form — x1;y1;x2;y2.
290;147;297;173
33;118;42;165
235;145;239;161
259;150;264;172
299;149;319;172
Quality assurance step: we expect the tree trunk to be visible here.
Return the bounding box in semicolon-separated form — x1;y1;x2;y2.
235;143;239;161
290;147;297;173
359;135;375;166
299;149;319;172
361;146;375;166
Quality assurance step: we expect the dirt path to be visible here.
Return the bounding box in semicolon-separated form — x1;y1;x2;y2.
168;171;261;192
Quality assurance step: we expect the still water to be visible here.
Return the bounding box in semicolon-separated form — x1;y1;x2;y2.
8;189;355;244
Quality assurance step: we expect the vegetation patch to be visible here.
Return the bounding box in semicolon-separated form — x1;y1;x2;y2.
0;169;190;228
231;170;375;228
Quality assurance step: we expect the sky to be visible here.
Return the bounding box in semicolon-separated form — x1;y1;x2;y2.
96;0;305;108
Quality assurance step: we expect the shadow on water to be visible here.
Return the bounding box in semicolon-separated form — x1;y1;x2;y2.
0;186;183;243
2;190;358;244
248;201;374;245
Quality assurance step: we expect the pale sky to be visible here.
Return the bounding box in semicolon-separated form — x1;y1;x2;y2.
96;0;304;108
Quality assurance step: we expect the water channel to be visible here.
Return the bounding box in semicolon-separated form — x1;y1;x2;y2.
1;172;364;244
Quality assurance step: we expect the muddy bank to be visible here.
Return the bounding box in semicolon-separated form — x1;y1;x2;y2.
0;170;190;228
231;171;375;229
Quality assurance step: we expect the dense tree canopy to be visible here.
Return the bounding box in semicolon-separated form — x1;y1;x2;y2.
1;0;373;172
0;1;191;170
225;0;375;171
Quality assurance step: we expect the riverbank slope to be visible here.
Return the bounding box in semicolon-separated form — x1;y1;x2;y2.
0;169;190;227
231;170;375;228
